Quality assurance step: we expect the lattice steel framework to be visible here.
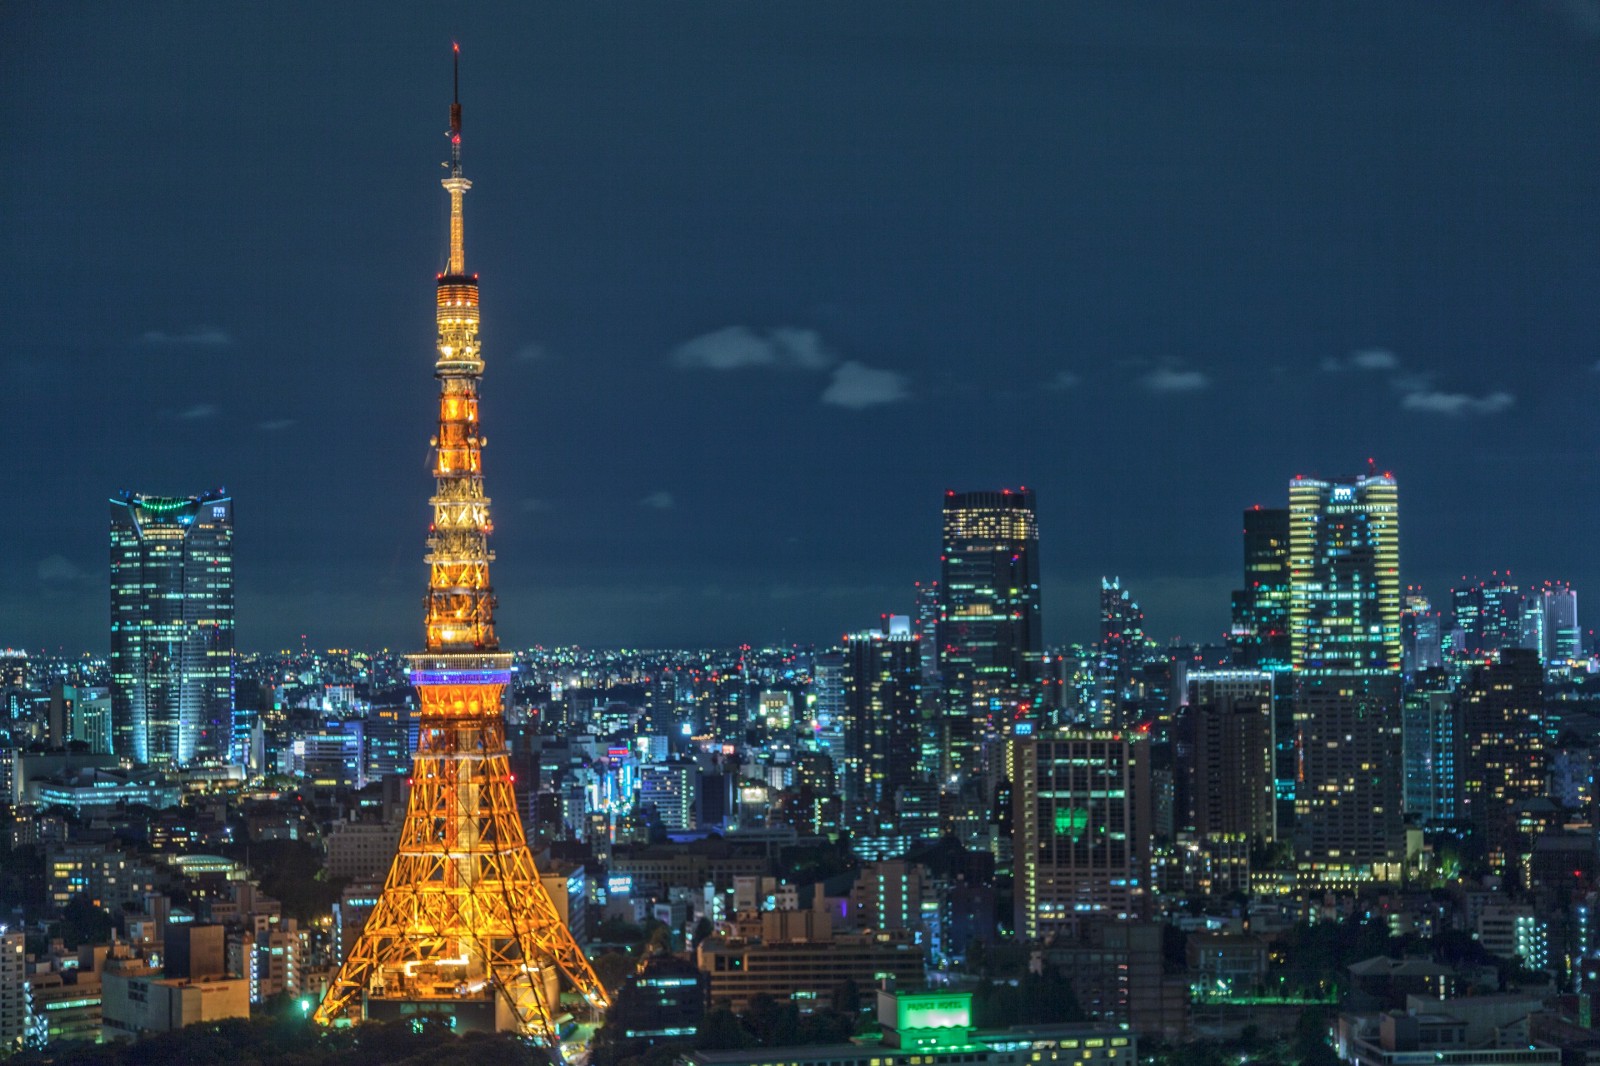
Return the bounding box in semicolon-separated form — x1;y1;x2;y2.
314;48;610;1045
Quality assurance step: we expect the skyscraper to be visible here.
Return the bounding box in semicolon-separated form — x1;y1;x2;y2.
1228;507;1291;672
1541;582;1581;663
1097;578;1145;728
840;628;923;830
1401;588;1444;676
1449;572;1522;659
1287;470;1403;884
109;491;234;766
1227;507;1295;818
1013;730;1152;942
1456;647;1545;858
1400;682;1456;825
1185;671;1276;845
1288;472;1400;675
315;51;608;1043
936;488;1042;779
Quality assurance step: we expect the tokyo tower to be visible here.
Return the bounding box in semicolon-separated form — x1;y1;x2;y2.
314;47;610;1044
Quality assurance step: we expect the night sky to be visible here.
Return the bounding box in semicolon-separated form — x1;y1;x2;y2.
5;3;1600;654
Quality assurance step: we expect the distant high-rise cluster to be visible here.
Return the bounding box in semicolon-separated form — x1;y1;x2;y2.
108;491;234;767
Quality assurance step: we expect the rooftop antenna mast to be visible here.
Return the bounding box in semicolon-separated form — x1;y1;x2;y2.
443;42;469;275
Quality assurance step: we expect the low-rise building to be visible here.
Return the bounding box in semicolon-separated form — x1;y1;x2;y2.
1336;995;1557;1066
325;819;402;882
696;913;923;1013
23;962;102;1048
99;949;249;1041
679;988;1135;1066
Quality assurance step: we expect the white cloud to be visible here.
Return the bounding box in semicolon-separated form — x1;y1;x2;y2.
141;327;233;347
1044;370;1081;391
37;555;83;583
821;361;911;409
1323;348;1400;372
639;491;676;510
1400;389;1515;416
672;326;835;371
520;498;552;513
257;418;295;431
1141;366;1210;392
515;342;548;363
178;404;219;420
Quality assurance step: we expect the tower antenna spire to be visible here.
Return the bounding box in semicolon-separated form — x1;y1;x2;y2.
451;41;462;146
443;42;469;273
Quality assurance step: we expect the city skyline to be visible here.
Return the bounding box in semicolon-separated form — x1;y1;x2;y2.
6;4;1600;652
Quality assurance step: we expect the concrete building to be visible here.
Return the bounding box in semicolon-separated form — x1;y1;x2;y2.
696;915;923;1012
325;820;402;881
23;960;101;1043
99;950;249;1041
1013;731;1152;942
1336;994;1556;1066
0;930;25;1053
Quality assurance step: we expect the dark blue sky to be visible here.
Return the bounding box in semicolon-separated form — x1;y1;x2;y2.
5;3;1600;653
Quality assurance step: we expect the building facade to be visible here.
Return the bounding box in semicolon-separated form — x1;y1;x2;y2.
937;489;1042;781
840;630;923;829
1013;731;1152;942
1185;671;1275;844
109;491;235;766
1287;471;1404;885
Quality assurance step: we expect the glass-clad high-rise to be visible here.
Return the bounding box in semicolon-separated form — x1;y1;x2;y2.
109;491;234;766
936;488;1042;778
1287;470;1403;885
1288;472;1400;675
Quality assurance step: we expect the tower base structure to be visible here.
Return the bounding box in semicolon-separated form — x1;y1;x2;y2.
314;654;610;1046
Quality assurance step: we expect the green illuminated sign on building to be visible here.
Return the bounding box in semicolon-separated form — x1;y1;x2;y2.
1054;806;1087;841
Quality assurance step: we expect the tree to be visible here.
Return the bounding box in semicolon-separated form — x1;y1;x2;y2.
697;1008;754;1050
1294;1006;1342;1066
591;950;637;995
56;894;115;948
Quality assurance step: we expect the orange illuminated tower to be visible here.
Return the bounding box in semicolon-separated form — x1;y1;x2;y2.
314;47;610;1043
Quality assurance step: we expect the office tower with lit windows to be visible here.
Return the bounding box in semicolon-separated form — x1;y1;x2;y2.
1097;578;1145;728
1288;470;1403;884
109;490;234;766
315;51;608;1044
1227;507;1294;815
1450;573;1522;659
47;684;113;755
913;580;941;682
1401;589;1444;676
1288;472;1400;675
811;652;846;758
840;629;923;830
1229;508;1291;671
1185;671;1276;845
1456;647;1545;859
1013;730;1151;943
936;489;1042;780
1400;681;1456;824
1540;582;1580;663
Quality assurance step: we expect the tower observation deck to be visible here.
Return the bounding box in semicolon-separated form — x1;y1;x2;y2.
313;47;610;1046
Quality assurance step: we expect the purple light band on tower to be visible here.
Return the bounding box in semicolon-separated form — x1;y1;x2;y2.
409;669;511;686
